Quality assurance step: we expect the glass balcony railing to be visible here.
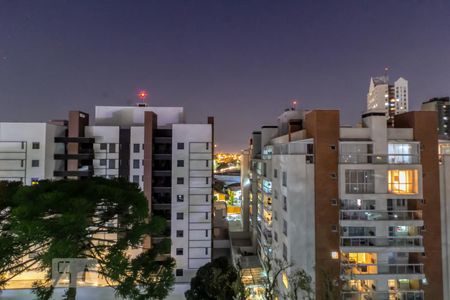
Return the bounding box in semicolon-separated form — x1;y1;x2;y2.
340;236;423;248
340;210;422;221
341;263;424;276
341;290;424;300
340;154;420;164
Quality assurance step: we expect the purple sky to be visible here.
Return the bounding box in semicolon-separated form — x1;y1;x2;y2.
0;0;449;152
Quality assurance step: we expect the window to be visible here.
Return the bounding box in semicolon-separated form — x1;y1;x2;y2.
177;143;184;150
100;143;107;150
283;220;287;236
99;159;106;166
133;143;140;153
176;230;184;237
331;225;338;232
205;248;208;255
282;243;287;261
20;160;24;167
206;177;209;184
132;175;139;183
177;213;184;220
176;248;183;255
205;230;209;237
282;171;287;187
345;170;374;193
388;170;418;194
205;195;209;202
331;199;338;206
31;160;39;167
274;231;278;242
177;177;184;184
388;143;419;164
283;196;287;211
109;143;116;153
205;212;208;220
206;160;209;167
32;142;40;149
274;169;278;178
177;195;184;202
133;159;140;169
274;210;278;221
177;160;184;167
176;269;183;276
109;159;116;169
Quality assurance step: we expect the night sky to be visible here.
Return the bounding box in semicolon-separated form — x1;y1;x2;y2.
1;1;449;152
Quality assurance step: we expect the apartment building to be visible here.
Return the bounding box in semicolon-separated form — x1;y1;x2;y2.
367;76;409;126
0;104;214;295
242;108;442;300
422;97;450;139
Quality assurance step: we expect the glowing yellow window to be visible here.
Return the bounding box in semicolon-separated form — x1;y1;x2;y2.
282;271;289;289
388;170;418;194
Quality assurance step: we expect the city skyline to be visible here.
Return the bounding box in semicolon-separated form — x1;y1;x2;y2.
1;1;450;152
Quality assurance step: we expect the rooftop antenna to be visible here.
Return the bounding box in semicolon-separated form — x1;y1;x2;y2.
137;89;149;107
384;67;389;82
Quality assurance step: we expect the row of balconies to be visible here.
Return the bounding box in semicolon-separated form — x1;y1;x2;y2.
340;236;423;248
341;263;424;276
340;210;422;221
340;153;420;165
341;290;423;300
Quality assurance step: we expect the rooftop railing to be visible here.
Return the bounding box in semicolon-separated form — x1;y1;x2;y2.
341;263;424;275
340;153;420;164
340;236;423;248
340;210;422;221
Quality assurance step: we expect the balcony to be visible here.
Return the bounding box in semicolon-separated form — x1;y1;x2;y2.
340;210;422;221
341;290;424;300
340;153;420;165
341;263;424;279
340;236;423;251
55;137;95;144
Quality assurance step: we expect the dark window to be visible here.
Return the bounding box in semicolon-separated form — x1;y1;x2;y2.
206;143;209;150
274;169;278;178
99;159;106;166
176;269;183;276
274;231;278;242
331;225;338;232
282;171;287;187
20;160;24;168
109;143;116;153
176;230;184;237
176;248;183;255
205;230;208;237
177;213;184;220
283;220;287;236
132;175;139;184
133;159;140;169
205;195;209;202
177;143;184;150
109;159;115;169
205;212;208;220
205;248;208;255
331;199;338;206
31;160;39;167
177;160;184;167
206;160;209;167
177;177;184;184
283;243;287;261
177;195;184;202
133;143;140;153
100;143;107;150
206;177;209;184
283;196;287;211
32;142;40;149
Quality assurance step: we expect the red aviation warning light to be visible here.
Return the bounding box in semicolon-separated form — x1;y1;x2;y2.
291;99;298;110
138;90;148;101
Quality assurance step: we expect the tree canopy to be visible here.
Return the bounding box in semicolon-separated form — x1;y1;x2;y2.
0;177;175;300
185;256;239;300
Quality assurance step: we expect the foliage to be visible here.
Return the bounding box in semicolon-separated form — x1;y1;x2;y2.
185;257;239;300
0;178;175;300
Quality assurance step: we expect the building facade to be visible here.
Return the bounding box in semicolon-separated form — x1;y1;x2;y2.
422;97;450;139
242;108;443;300
0;105;214;295
367;76;409;126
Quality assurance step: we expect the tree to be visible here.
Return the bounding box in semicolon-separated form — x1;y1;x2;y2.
185;257;239;300
283;269;314;300
0;178;175;300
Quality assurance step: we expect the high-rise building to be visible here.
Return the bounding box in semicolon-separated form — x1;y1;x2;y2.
240;108;442;300
422;97;450;139
367;75;409;126
0;104;214;295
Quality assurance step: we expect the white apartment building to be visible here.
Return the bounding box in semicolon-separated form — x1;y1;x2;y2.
367;75;409;126
242;108;442;300
0;105;214;297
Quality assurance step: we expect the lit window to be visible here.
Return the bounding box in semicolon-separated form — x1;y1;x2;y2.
388;170;418;194
282;271;289;289
331;251;339;259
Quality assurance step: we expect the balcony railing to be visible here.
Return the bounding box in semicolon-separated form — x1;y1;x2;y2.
340;210;422;221
340;153;420;164
341;290;424;300
341;263;424;276
340;236;423;248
